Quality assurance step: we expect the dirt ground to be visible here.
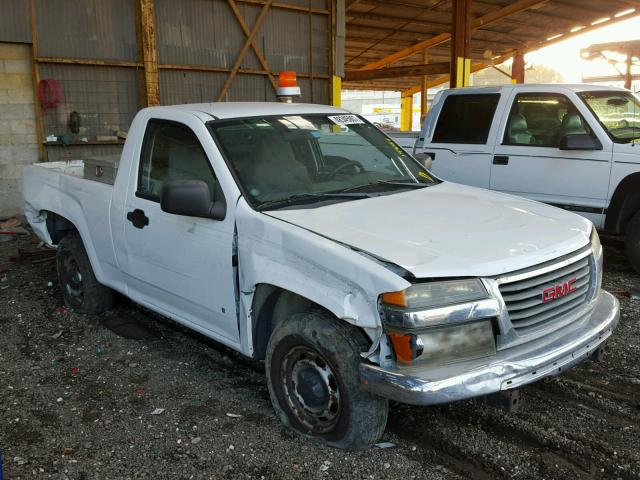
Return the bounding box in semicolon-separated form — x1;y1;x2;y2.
1;231;639;480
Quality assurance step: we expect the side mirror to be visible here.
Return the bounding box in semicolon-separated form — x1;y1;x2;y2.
160;180;226;220
559;134;602;151
414;152;433;170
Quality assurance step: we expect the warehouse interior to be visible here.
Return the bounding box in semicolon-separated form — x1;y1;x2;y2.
0;0;638;216
3;1;640;476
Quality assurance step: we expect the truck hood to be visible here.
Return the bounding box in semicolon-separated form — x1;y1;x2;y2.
265;182;592;279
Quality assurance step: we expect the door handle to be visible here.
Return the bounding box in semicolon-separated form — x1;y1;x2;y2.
493;155;509;165
127;209;149;229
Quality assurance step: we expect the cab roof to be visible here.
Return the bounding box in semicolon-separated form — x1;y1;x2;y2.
145;102;351;121
443;83;630;96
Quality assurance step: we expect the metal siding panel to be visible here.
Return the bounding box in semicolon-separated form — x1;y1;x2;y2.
263;9;310;73
226;74;270;102
311;13;328;75
35;0;137;60
156;0;245;68
39;64;140;138
160;69;227;104
313;78;329;104
0;0;31;43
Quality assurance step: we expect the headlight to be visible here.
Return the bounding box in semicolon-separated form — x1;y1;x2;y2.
381;279;487;310
380;279;497;367
380;279;497;329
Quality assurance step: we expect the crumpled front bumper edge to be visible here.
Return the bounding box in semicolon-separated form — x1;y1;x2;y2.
360;291;620;406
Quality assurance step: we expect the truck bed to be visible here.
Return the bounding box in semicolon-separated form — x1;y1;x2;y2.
22;160;123;292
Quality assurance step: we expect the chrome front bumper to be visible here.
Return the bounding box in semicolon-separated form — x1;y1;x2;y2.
360;291;620;406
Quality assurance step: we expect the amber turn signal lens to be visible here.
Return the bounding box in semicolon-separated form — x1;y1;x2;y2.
381;291;407;307
278;71;297;88
388;332;415;364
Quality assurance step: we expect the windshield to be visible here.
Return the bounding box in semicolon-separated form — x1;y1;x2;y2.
209;114;436;210
578;91;640;143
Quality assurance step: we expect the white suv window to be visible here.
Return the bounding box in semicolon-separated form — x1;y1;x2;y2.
432;94;500;144
503;93;594;147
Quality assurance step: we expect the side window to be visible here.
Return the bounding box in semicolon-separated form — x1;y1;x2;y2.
137;120;217;202
432;94;500;144
503;93;593;147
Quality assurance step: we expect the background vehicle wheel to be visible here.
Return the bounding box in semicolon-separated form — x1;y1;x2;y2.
56;233;115;314
626;211;640;274
266;310;388;450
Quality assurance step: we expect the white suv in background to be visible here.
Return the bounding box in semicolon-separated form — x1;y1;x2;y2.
413;84;640;272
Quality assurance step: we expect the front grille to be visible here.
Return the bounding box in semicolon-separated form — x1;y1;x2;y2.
498;249;593;336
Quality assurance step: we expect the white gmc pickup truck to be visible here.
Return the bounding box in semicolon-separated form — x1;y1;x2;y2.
411;84;640;273
23;102;619;449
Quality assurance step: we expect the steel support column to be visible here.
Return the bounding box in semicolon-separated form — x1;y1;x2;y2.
511;51;525;83
139;0;160;106
450;0;472;88
625;55;632;90
420;50;429;125
400;94;412;132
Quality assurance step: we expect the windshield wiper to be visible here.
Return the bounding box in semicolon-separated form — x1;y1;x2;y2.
257;192;371;211
339;180;429;193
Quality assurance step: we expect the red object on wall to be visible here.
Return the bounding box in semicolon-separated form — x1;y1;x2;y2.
38;78;61;108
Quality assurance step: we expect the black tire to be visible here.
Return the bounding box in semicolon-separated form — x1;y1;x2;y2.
56;232;115;314
626;211;640;274
266;310;388;450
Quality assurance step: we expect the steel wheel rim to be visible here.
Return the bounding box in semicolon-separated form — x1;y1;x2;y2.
64;256;83;302
281;345;341;433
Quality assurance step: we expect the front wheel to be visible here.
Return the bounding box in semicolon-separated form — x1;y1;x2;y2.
626;211;640;274
266;310;388;450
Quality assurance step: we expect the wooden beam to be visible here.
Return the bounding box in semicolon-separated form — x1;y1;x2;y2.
357;0;549;71
346;0;364;11
159;63;327;79
139;0;160;106
217;0;273;101
36;57;142;68
227;0;277;92
344;62;449;81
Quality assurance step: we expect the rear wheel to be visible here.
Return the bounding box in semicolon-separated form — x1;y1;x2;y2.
56;233;115;314
266;310;388;450
626;211;640;273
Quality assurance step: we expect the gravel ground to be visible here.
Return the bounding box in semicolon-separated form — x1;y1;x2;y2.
1;232;639;480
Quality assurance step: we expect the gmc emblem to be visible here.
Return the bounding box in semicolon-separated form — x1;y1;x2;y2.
542;277;577;303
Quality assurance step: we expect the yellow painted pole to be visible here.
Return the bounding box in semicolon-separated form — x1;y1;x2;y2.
400;94;412;131
332;75;342;107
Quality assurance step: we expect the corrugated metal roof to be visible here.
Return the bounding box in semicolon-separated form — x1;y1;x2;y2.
343;0;639;91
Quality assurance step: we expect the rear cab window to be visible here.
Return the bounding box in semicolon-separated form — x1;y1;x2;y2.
432;94;500;144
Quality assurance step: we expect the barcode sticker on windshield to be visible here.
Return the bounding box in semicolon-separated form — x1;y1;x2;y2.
328;114;364;125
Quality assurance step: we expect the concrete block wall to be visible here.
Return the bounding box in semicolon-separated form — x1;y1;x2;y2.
0;42;39;219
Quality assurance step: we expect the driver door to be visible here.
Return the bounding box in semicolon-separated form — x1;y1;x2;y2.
490;90;613;227
121;119;239;344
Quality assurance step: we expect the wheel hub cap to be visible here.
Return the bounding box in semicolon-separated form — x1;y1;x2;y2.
282;346;341;433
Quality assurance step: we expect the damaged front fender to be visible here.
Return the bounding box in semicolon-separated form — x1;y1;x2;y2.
234;199;410;354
